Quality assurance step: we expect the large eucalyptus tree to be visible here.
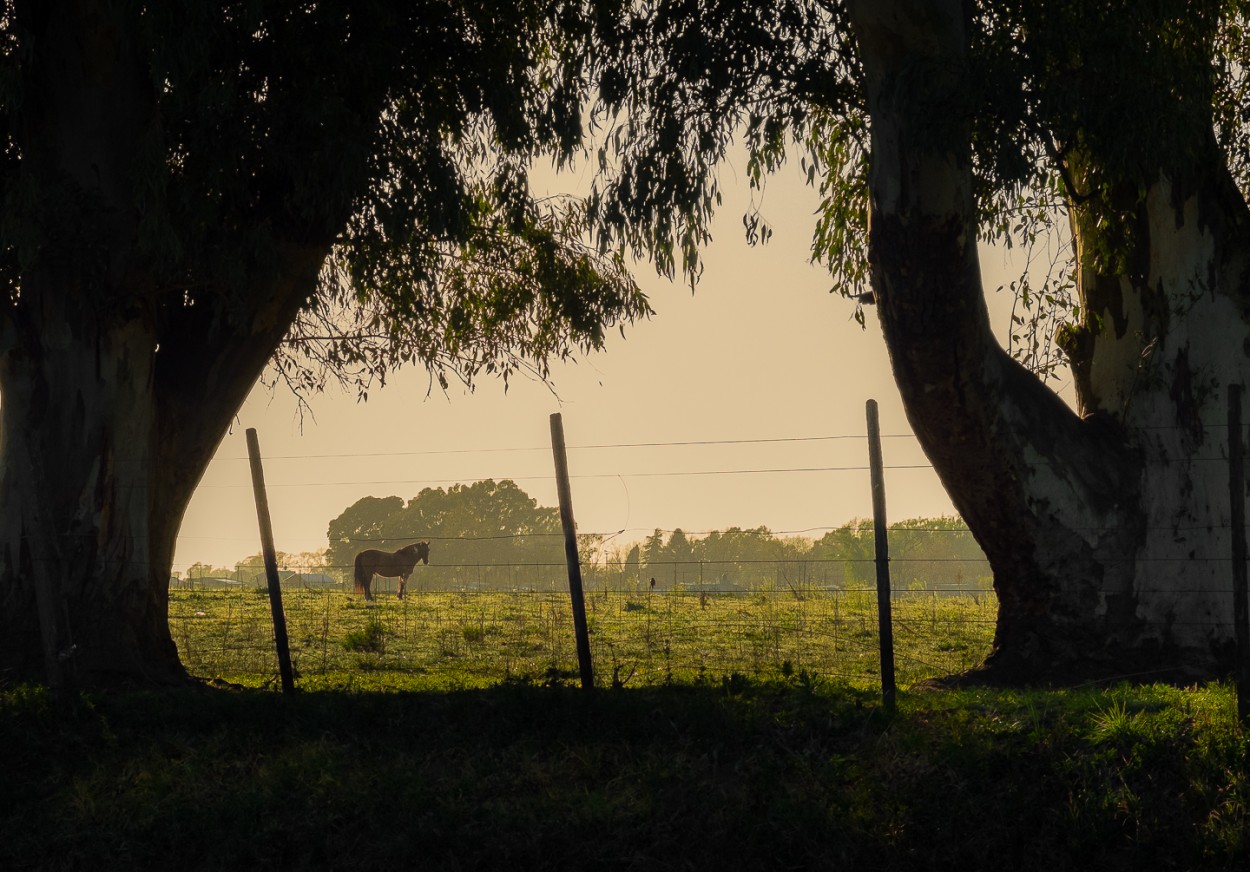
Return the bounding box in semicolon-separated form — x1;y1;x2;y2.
0;1;645;687
589;0;1250;682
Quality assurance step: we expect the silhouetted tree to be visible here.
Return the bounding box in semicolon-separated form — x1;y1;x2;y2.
0;2;646;687
589;0;1250;681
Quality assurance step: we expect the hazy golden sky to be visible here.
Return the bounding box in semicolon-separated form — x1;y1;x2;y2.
174;155;1066;572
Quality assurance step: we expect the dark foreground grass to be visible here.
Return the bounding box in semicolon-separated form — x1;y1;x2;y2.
2;678;1248;871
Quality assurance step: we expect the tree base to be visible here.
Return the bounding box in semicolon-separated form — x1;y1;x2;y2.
919;648;1221;690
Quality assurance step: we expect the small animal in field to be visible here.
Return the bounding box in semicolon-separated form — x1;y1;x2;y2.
353;542;430;601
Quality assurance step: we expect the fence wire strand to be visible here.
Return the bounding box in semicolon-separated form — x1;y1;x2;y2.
168;584;999;689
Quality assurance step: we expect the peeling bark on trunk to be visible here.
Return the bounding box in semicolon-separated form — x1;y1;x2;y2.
848;0;1250;682
1064;168;1250;675
0;312;180;685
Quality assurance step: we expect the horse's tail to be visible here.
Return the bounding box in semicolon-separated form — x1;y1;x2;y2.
353;553;368;597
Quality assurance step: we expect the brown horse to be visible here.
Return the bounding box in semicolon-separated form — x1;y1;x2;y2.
353;542;430;600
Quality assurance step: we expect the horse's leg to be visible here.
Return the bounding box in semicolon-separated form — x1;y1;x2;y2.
364;574;374;601
398;574;408;600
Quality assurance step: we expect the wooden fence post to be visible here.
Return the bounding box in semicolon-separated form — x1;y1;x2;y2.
866;400;897;713
1228;385;1248;727
245;428;295;695
550;413;595;690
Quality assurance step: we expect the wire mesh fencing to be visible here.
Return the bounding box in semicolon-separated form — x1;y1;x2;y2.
168;572;998;689
162;410;1250;698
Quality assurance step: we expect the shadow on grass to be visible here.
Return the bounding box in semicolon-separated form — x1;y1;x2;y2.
1;677;1247;871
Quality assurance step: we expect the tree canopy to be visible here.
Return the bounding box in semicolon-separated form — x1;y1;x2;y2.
585;0;1250;369
1;0;650;395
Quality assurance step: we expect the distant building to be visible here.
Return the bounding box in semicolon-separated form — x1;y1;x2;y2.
240;570;341;589
179;576;241;590
170;570;342;590
293;572;339;589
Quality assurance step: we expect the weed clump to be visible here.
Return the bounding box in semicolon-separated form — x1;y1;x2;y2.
343;618;388;654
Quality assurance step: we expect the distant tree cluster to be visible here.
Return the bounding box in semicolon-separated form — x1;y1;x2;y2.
323;480;991;593
600;518;990;594
325;480;569;591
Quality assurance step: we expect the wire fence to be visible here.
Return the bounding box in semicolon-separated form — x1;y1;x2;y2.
158;425;990;688
160;412;1250;695
171;554;995;595
168;580;998;689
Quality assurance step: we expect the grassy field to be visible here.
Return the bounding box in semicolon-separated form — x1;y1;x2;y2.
2;678;1248;870
4;584;1245;864
167;585;997;690
8;587;1246;869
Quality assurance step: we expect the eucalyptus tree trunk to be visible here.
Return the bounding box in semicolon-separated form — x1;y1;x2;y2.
0;2;328;687
0;288;189;686
848;0;1250;681
0;249;324;688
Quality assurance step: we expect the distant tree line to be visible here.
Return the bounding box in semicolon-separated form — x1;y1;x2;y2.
309;480;991;594
325;480;571;591
589;517;990;594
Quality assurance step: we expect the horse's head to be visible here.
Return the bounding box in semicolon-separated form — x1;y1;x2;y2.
412;541;430;565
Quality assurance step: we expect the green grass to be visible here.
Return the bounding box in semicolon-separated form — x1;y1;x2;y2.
1;680;1247;870
11;587;1241;869
167;586;997;690
341;616;389;654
